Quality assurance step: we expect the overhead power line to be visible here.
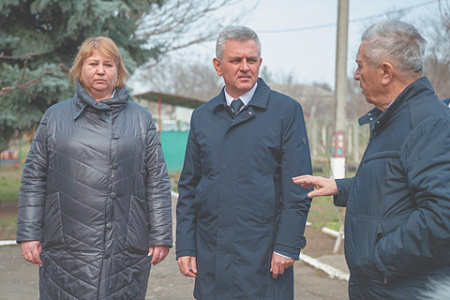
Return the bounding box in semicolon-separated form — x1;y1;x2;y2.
258;0;439;34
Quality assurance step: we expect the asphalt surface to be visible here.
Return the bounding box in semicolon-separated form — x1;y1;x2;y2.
0;244;348;300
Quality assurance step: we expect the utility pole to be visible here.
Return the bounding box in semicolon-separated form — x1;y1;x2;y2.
331;0;349;180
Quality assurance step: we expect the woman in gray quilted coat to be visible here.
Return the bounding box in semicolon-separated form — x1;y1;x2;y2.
16;36;172;299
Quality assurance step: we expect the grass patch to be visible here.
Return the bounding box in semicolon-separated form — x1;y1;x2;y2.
0;217;17;228
0;167;22;203
0;141;28;203
169;171;181;193
308;196;345;230
305;168;355;231
0;217;17;240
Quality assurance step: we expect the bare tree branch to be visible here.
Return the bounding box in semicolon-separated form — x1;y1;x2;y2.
135;0;252;62
0;63;70;97
438;0;450;30
0;51;42;60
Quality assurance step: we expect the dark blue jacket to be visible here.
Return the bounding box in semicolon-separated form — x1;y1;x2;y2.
176;79;312;300
335;77;450;299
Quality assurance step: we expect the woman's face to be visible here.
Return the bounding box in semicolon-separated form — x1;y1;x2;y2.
80;50;118;101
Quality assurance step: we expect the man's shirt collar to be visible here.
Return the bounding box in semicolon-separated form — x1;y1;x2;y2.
224;82;258;107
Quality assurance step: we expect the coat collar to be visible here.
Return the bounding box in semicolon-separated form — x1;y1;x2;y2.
359;77;435;130
212;78;270;113
73;81;129;120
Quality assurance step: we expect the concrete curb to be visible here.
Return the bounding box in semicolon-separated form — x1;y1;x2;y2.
0;240;17;246
300;253;349;281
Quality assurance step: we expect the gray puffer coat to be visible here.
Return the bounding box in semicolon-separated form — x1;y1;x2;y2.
16;83;172;299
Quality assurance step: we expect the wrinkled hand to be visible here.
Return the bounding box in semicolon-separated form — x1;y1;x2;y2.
177;256;197;277
270;253;295;279
292;175;338;198
148;246;170;265
21;241;43;267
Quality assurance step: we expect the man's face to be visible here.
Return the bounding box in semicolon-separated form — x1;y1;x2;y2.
213;39;262;99
354;41;384;107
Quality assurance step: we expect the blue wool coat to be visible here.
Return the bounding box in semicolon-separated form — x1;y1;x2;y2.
176;79;312;300
335;77;450;299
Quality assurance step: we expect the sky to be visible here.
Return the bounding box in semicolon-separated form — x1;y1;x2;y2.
131;0;444;93
233;0;442;88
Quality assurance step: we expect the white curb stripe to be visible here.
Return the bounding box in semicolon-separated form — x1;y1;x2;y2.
0;240;17;246
300;253;349;281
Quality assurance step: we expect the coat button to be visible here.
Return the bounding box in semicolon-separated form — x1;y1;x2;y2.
248;111;252;115
104;253;110;259
113;133;119;139
299;237;307;248
106;223;112;229
110;192;117;199
111;163;118;169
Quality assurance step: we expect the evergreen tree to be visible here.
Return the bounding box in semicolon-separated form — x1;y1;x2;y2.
0;0;164;149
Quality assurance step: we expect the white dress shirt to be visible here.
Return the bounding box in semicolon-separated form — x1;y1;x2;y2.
224;83;258;111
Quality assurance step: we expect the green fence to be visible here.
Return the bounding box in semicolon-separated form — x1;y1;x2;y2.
160;131;189;172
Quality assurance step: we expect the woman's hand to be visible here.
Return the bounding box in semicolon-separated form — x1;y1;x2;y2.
148;245;170;265
21;241;43;267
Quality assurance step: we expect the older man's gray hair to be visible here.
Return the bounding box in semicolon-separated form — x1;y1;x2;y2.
216;26;261;60
362;20;426;75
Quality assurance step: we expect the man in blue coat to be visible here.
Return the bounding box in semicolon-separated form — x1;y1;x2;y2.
176;26;312;300
293;20;450;299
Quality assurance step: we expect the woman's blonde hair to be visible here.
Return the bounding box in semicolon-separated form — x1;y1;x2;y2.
69;36;129;87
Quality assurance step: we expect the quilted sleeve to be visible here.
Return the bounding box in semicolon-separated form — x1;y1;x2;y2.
144;116;173;247
16;113;49;243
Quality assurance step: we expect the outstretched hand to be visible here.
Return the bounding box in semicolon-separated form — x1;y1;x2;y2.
292;175;338;198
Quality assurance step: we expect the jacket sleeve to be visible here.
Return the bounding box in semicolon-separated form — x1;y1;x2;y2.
175;113;201;259
333;178;355;207
145;117;173;247
16;113;49;243
373;117;450;277
273;102;313;259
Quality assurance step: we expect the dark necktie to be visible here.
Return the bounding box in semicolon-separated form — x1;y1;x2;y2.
231;99;244;117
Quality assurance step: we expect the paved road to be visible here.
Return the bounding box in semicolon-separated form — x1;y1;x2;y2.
0;244;348;300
